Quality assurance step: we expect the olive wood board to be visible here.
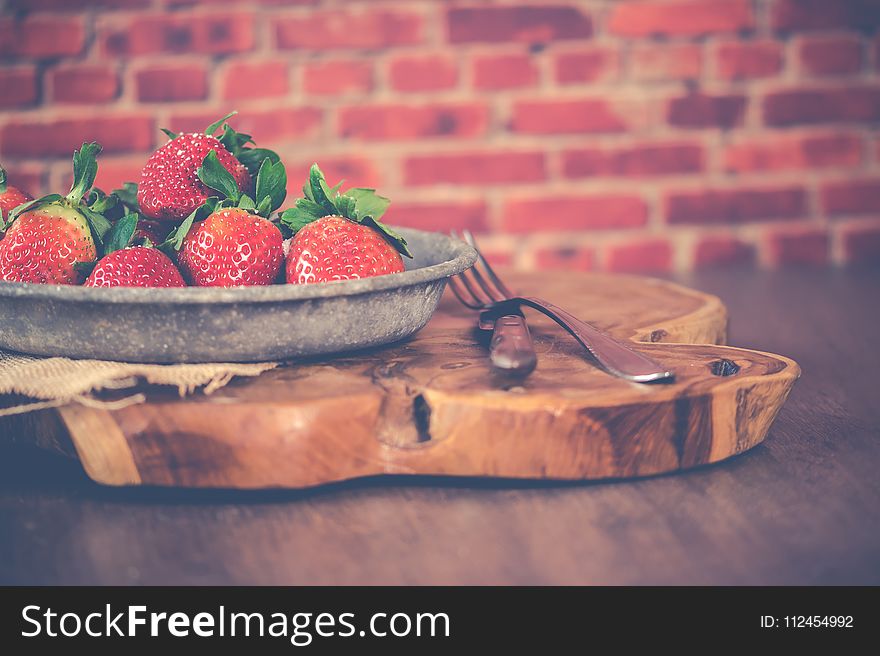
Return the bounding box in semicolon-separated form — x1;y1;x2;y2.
3;271;800;488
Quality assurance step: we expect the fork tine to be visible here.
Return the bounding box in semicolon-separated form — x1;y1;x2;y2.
447;275;482;309
468;255;506;303
462;229;513;298
458;268;494;306
455;229;506;302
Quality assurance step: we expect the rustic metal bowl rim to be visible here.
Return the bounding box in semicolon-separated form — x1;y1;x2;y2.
0;227;476;305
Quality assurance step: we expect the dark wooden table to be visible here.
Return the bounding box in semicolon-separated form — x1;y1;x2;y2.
1;268;878;585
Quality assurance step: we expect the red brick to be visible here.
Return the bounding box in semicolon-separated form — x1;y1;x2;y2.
723;133;862;172
555;48;619;84
798;36;863;76
100;12;254;56
285;157;382;193
501;196;648;232
666;187;806;225
480;248;515;268
275;9;422;50
535;247;595;271
92;158;148;192
0;68;38;108
472;54;538;90
694;237;756;269
768;230;829;266
338;104;487;141
0;164;45;197
135;65;208;102
609;0;753;37
222;60;288;100
0;16;85;57
841;226;880;264
563;142;704;178
447;5;592;43
717;41;783;80
0;116;154;157
668;93;746;129
303;61;373;96
405;151;545;186
606;240;673;273
772;0;880;32
630;43;702;81
511;99;629;134
170;108;323;143
821;179;880;215
13;0;149;8
382;201;489;233
51;66;119;104
764;86;880;125
389;55;458;92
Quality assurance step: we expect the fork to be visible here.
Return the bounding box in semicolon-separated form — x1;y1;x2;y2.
449;231;538;376
449;230;674;384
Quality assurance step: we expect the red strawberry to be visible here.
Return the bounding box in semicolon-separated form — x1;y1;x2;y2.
286;215;404;284
280;164;411;285
163;150;288;287
138;112;280;223
0;166;32;225
84;246;185;288
177;208;283;287
138;131;248;223
0;144;104;285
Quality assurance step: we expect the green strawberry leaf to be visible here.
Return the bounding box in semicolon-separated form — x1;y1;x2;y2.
362;216;412;258
160;128;178;141
159;197;219;254
0;165;6;194
256;196;273;217
103;212;138;255
309;164;339;216
237;147;279;176
239;194;256;211
254;158;287;213
4;194;63;229
80;206;113;246
111;182;139;213
87;188;119;215
67;142;102;205
218;123;253;154
334;194;356;219
279;198;325;233
206;111;238;137
343;187;391;222
197;150;241;203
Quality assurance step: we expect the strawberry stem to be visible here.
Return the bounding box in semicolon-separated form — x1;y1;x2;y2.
0;165;7;194
66;142;102;206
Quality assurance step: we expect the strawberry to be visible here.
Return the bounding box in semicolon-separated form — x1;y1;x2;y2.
84;246;185;288
280;164;411;284
0;165;32;225
0;143;109;285
137;112;279;223
163;149;287;287
178;207;283;286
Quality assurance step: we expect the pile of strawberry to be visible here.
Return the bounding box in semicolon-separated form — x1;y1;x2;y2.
0;112;411;288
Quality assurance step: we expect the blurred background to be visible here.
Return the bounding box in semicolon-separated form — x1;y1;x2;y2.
0;0;878;272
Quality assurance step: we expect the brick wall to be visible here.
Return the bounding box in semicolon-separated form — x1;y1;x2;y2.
1;0;879;272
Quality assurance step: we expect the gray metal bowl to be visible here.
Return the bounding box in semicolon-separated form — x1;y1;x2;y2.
0;228;477;363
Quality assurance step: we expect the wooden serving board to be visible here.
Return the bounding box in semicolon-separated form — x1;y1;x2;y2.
10;272;799;488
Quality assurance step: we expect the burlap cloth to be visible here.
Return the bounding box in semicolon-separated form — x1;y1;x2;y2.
0;349;277;417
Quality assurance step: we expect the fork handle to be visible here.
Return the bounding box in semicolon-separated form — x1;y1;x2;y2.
488;313;537;376
515;296;673;383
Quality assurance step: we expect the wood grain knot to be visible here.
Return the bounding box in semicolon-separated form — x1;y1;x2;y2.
709;359;740;377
